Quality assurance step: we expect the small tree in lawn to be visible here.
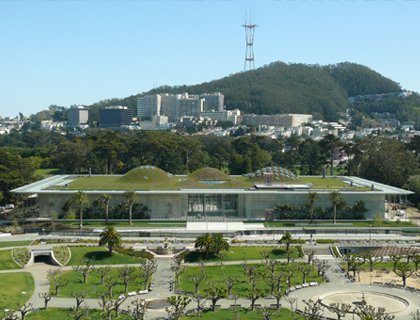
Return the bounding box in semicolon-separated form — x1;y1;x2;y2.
119;265;136;294
360;250;383;272
123;191;138;226
204;284;227;311
19;303;33;320
98;266;112;284
72;258;95;284
247;286;263;311
99;225;121;255
47;269;66;295
259;307;277;320
394;262;416;287
390;254;402;271
165;295;191;320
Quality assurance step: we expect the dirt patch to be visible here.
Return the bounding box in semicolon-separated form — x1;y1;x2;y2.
357;270;420;289
406;207;420;226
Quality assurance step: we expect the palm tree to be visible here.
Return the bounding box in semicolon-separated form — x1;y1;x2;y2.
99;226;121;254
73;191;89;229
211;233;229;256
99;193;112;224
123;191;137;225
280;232;293;264
195;233;214;258
306;191;319;224
329;191;344;224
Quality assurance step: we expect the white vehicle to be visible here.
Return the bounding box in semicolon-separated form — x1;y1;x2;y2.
5;204;14;209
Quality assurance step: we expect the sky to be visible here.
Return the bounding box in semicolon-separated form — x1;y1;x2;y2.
0;0;419;117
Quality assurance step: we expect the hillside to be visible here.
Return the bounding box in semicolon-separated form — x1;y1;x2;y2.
56;61;405;123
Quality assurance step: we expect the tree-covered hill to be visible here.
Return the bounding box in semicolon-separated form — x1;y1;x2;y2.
35;61;407;123
324;62;401;97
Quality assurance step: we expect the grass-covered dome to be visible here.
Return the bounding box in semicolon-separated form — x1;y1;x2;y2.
188;167;230;181
120;166;174;184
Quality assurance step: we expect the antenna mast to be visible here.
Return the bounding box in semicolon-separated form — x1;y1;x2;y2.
243;14;257;71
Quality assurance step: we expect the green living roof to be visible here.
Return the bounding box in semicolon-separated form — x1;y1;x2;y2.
46;166;370;191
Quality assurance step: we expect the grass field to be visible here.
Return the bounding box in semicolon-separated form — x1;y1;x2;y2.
178;263;321;296
27;308;132;320
60;220;186;228
0;240;32;248
54;267;146;298
0;250;20;270
0;272;34;310
264;220;418;228
181;308;304;320
68;247;144;266
341;261;416;272
184;246;302;262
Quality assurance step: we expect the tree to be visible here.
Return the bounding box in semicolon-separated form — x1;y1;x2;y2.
123;191;138;225
72;191;89;229
410;253;420;271
204;284;227;311
194;233;213;258
211;233;229;256
279;232;293;264
194;233;229;258
354;299;395;320
360;250;383;272
247;286;263;311
306;191;319;224
18;303;32;320
393;262;416;287
99;226;121;254
99;193;112;224
259;307;277;320
72;258;95;284
98;266;112;284
329;191;344;224
119;265;136;294
165;296;191;320
38;292;51;309
328;303;352;320
128;299;148;320
139;259;157;290
47;269;66;295
303;299;324;320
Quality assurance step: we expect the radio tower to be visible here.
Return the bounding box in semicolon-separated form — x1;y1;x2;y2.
243;15;257;71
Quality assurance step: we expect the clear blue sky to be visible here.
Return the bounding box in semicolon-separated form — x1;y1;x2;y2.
1;0;419;117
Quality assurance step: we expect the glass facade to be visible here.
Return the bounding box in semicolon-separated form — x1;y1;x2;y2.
188;194;238;216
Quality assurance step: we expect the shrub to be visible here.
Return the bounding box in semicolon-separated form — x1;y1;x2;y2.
316;239;336;244
53;246;70;265
113;246;154;260
12;248;31;267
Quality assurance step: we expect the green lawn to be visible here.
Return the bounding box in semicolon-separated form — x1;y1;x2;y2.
68;247;144;266
181;308;304;320
27;308;132;320
0;250;20;270
0;240;32;248
0;272;34;310
60;220;186;228
184;246;302;262
264;220;418;228
341;261;416;272
54;268;146;298
178;263;321;296
35;168;60;178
